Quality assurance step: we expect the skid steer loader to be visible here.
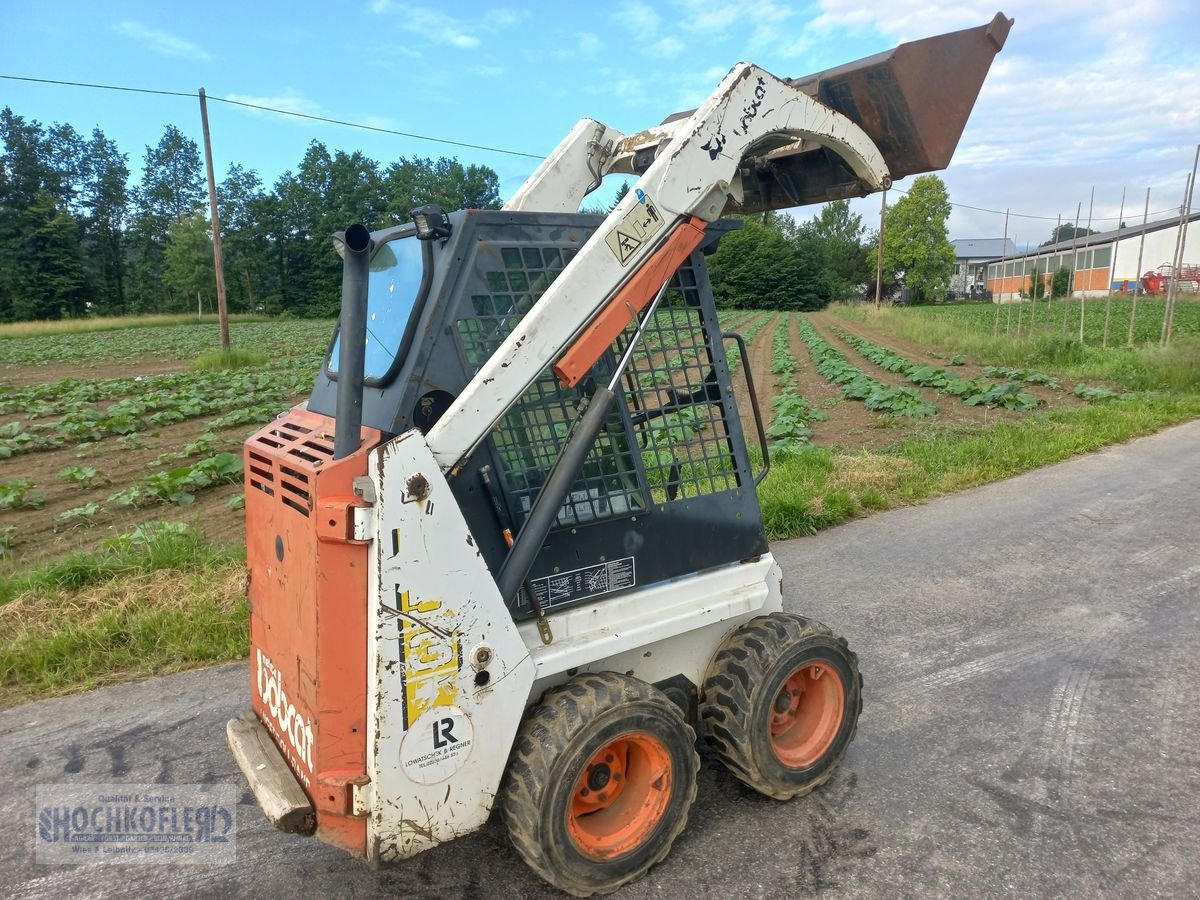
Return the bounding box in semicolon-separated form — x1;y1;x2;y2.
227;13;1011;895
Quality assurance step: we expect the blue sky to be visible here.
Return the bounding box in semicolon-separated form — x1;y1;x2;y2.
3;0;1198;247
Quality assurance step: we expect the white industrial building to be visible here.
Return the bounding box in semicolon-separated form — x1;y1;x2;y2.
984;211;1200;300
951;237;1015;296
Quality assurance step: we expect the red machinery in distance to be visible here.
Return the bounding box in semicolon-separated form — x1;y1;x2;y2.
1141;264;1200;296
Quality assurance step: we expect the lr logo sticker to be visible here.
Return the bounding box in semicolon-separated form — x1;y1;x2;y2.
400;706;475;785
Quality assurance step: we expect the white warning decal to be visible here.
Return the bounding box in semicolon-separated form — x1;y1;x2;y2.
605;190;664;266
400;706;475;785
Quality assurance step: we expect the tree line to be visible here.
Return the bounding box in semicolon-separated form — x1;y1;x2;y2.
0;107;501;321
706;175;959;309
1;104;961;322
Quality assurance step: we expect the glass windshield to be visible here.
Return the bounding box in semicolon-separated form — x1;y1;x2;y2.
329;235;425;380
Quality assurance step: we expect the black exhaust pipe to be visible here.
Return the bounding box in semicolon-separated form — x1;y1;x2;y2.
333;223;374;460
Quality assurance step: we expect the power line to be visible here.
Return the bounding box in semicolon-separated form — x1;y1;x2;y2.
2;73;1186;222
890;185;1177;224
0;73;545;160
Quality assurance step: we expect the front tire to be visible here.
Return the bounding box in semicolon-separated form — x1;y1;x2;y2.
701;613;862;800
501;672;699;897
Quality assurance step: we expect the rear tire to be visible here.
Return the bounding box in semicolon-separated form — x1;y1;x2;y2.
701;613;862;800
501;672;699;897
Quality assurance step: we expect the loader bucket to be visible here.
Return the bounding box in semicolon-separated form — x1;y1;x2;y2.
693;13;1012;212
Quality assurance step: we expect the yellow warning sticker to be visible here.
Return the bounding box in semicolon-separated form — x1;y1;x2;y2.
605;191;665;266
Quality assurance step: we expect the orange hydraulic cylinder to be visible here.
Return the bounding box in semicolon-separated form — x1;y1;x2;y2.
554;216;710;388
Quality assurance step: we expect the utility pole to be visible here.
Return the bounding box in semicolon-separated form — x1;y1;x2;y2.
1063;204;1081;336
1163;144;1199;346
1161;172;1191;346
199;88;230;351
1129;188;1151;345
1079;186;1094;344
997;209;1009;336
874;188;887;310
1103;186;1125;348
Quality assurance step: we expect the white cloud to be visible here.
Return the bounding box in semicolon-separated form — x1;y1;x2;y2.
617;0;662;35
653;36;685;58
114;20;211;61
555;32;603;60
223;92;325;122
473;64;507;78
368;4;524;50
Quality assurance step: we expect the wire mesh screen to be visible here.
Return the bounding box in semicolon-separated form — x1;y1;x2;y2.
456;244;740;528
457;245;644;528
616;260;740;503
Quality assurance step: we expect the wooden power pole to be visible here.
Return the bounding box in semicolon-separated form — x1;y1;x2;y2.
874;188;887;310
199;88;230;351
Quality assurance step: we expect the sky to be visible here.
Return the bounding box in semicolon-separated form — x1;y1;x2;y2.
2;0;1198;249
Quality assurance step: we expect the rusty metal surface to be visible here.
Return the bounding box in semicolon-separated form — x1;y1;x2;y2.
662;13;1012;213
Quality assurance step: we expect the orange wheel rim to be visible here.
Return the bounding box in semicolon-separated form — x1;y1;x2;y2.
567;732;672;859
769;661;845;768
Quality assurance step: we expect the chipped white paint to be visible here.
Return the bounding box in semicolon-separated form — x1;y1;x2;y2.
365;430;786;863
367;431;534;863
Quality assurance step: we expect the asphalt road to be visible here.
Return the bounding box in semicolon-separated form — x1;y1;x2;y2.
4;420;1198;899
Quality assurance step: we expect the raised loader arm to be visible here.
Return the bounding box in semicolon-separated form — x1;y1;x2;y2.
425;13;1011;472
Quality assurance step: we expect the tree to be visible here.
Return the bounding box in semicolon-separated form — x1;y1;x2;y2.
610;181;630;212
708;215;829;311
80;128;129;314
127;125;205;312
0;109;91;321
1051;265;1070;299
882;175;955;304
163;215;215;313
802;200;871;299
1041;223;1096;246
382;156;499;224
218;164;269;312
1026;265;1045;300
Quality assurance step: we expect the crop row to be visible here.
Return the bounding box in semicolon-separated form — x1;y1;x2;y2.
834;330;1039;411
0;368;309;458
796;317;937;417
0;320;333;366
766;316;824;456
723;312;773;373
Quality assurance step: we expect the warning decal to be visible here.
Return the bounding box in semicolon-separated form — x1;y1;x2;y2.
529;556;636;609
605;193;664;266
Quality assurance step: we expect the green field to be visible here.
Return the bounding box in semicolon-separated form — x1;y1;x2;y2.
2;308;1198;704
900;295;1199;345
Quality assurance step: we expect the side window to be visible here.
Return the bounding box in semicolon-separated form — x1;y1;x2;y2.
456;244;645;528
618;261;740;503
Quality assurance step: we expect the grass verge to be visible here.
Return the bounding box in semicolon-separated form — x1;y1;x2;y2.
0;313;273;339
191;348;270;371
830;303;1200;392
0;523;246;707
760;394;1200;539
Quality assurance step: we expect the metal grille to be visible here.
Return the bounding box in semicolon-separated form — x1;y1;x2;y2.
617;261;740;502
457;245;643;528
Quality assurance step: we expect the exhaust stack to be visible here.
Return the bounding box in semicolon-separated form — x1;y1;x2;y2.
333;223;373;460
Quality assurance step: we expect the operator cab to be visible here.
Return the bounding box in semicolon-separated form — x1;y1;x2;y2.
308;209;768;618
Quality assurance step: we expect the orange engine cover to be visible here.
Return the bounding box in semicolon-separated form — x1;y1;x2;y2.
243;407;380;855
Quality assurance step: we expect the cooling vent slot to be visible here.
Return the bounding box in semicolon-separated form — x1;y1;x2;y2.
247;413;333;517
279;464;312;517
247;449;275;497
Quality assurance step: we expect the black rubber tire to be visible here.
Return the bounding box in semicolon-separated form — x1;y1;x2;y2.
500;672;700;897
700;613;862;800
